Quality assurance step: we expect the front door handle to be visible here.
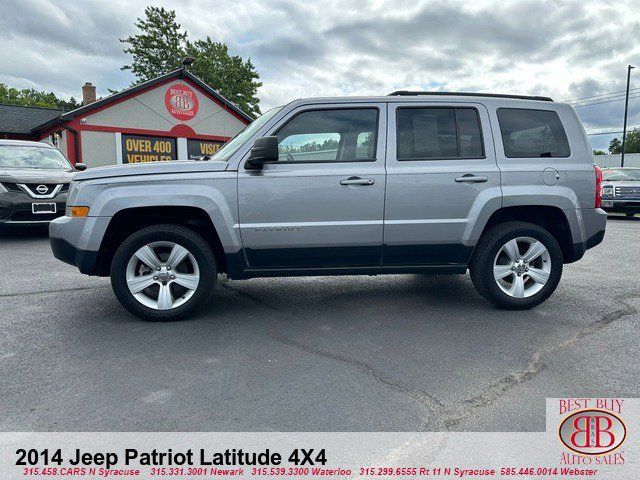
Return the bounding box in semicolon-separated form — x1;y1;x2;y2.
340;176;375;186
455;174;488;183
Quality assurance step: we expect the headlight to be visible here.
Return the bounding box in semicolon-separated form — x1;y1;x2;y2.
0;183;7;193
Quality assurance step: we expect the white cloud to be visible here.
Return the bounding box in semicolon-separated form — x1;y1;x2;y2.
0;0;638;150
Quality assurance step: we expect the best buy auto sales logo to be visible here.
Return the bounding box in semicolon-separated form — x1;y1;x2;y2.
165;83;199;121
558;399;627;465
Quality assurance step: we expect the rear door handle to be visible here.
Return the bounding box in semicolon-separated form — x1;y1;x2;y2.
340;176;375;186
455;174;488;183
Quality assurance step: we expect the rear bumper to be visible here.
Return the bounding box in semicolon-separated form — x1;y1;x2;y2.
585;229;605;249
569;208;606;262
50;236;101;275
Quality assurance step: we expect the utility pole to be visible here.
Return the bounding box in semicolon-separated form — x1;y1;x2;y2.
621;64;634;167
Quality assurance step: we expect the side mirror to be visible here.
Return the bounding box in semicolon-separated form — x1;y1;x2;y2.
74;163;87;171
246;136;279;169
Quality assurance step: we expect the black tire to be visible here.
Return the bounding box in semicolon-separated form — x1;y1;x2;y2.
626;213;636;217
469;222;563;310
110;224;217;321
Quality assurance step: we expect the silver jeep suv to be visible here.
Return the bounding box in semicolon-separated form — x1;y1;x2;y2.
50;92;607;321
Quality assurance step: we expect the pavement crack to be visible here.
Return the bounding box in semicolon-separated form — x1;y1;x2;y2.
219;279;446;425
219;279;638;431
0;285;108;298
270;328;447;420
219;281;283;312
439;293;639;430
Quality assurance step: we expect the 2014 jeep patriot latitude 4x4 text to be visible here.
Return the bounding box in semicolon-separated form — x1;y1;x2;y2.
50;92;607;321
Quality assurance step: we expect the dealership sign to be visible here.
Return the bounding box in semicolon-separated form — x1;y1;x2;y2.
122;134;177;163
559;408;627;456
187;139;224;160
165;84;199;121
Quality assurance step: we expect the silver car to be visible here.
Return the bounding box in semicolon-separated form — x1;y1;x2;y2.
50;92;606;321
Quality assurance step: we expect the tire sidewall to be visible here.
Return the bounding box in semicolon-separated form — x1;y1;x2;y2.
111;226;216;321
481;224;562;309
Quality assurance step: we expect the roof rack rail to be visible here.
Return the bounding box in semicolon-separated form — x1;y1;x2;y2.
387;91;554;102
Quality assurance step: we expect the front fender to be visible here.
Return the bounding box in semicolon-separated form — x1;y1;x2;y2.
75;173;240;252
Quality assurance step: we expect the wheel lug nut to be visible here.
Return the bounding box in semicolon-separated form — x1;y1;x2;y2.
167;266;172;270
153;276;158;280
156;267;161;271
170;275;175;279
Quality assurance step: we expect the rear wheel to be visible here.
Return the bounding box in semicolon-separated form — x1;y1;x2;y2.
110;225;216;321
626;213;636;217
470;222;563;310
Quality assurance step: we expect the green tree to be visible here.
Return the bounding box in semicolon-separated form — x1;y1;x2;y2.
593;149;607;155
609;137;622;154
0;83;79;110
609;128;640;154
186;38;261;117
57;97;81;110
120;7;187;82
120;7;261;117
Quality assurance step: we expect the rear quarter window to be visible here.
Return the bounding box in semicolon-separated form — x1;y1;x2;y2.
497;108;570;158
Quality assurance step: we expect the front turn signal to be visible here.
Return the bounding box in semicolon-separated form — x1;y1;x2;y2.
67;206;90;217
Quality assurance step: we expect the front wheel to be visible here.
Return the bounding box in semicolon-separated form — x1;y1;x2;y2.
110;225;217;321
469;222;563;310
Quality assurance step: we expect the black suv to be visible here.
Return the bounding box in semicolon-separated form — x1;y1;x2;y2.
0;140;83;224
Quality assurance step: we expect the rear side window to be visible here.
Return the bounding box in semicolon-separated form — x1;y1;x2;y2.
497;108;570;158
396;107;484;160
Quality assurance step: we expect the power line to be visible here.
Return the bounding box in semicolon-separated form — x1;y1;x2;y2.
572;93;640;108
587;131;623;136
563;87;640;104
570;91;639;105
570;92;635;106
585;123;640;136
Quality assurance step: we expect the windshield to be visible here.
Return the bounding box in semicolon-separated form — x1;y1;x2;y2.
602;168;640;182
212;106;283;162
0;145;72;169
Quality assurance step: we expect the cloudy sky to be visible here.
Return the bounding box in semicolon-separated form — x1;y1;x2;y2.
0;0;638;150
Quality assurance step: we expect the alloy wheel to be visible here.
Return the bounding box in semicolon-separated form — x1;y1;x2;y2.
493;236;551;298
125;241;200;310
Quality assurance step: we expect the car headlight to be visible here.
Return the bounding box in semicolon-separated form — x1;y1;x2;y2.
0;182;7;193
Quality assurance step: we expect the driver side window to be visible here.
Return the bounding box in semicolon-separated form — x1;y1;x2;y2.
276;108;378;163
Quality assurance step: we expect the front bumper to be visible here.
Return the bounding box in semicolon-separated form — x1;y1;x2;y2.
0;190;67;224
601;199;640;214
49;215;111;276
50;236;101;275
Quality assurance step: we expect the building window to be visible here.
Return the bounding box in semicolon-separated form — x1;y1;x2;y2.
121;134;177;163
187;139;224;160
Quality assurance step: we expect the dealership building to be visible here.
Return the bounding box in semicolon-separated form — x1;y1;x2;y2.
0;68;252;166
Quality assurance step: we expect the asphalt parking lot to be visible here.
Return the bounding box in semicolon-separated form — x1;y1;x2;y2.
1;217;639;432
